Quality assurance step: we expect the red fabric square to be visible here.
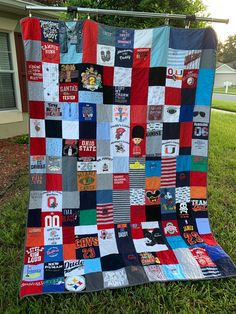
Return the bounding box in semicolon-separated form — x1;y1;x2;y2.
133;48;150;68
63;227;75;244
113;173;129;190
78;139;96;157
21;17;41;41
29;101;45;119
165;87;181;105
59;83;78;102
130;123;146;158
156;250;179;264
130;206;146;224
130;105;147;124
103;66;114;86
42;42;60;63
20;280;43;299
130;68;149;106
131;224;144;239
41;212;62;227
180;122;193;147
24;246;44;265
200;234;218;245
26;61;43;82
162;220;180;237
82;20;98;64
182;69;198;89
30;138;46;155
190;171;207;186
46;174;62;191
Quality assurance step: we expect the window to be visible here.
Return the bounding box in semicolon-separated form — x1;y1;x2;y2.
0;32;17;110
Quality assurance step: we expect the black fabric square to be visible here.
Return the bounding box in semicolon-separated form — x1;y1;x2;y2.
162;122;180;140
176;171;190;187
62;209;80;226
59;64;79;83
103;86;113;104
79;122;96;139
176;203;192;220
80;191;96;209
45;120;62;138
114;86;130;105
192;122;209;140
145;205;161;221
179;146;191;155
101;254;125;271
214;258;236;277
115;48;133;68
78;64;103;92
149;67;166;86
181;88;196;105
85;271;104;291
44;261;64;279
27;209;41;227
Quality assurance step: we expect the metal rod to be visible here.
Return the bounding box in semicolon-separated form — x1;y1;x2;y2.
25;5;229;24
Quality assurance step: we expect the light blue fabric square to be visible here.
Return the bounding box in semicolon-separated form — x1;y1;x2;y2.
196;218;211;234
113;157;129;173
96;190;113;204
176;155;191;172
46;138;62;156
79;91;103;104
167;236;188;249
62;103;79;120
151;26;170;67
97;122;110;140
60;46;82;64
162;264;186;280
195;69;215;106
84;258;102;274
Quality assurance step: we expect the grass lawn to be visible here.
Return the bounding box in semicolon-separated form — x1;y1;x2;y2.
212;99;236;113
214;86;236;95
0;111;236;313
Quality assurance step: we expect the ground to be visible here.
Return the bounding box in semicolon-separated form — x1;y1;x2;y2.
212;99;236;112
0;111;236;313
213;86;236;95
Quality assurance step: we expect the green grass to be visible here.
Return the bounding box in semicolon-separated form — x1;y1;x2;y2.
214;86;236;95
1;111;236;313
212;99;236;113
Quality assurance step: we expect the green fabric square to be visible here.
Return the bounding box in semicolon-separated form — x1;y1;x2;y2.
191;156;208;172
80;209;97;225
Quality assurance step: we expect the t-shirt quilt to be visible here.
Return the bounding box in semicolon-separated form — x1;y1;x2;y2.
20;17;236;298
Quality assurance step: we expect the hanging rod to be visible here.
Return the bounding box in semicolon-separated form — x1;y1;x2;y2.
25;5;229;24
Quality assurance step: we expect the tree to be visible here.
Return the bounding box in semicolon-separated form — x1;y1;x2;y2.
217;34;236;63
37;0;207;28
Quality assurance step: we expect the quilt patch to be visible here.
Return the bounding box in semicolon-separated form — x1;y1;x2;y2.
20;17;236;298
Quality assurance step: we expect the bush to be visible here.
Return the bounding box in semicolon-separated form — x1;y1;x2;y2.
14;134;29;144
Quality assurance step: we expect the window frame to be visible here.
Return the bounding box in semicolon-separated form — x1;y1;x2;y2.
0;26;23;124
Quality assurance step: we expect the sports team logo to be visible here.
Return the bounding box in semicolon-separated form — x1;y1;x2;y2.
81;66;102;91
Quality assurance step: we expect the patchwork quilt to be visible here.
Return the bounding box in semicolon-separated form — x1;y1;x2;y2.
20;17;236;298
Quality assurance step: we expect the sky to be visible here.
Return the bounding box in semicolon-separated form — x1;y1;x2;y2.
203;0;236;42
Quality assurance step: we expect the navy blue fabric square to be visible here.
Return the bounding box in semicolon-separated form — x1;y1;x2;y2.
101;254;125;271
181;89;196;106
176;171;190;187
162;123;180;140
79;103;96;122
214;258;236;276
103;86;113;104
78;64;103;92
44;261;64;279
79;122;96;139
114;86;130;105
145;205;161;221
27;209;41;227
169;28;204;50
116;29;134;48
115;48;133;68
45;120;62;138
80;191;96;209
179;146;192;155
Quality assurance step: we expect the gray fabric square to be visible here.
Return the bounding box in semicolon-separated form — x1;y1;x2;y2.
193;105;210;123
30;174;45;191
129;157;146;188
146;135;162;157
98;24;116;46
113;190;130;223
96;173;113;190
29;191;42;209
62;191;80;208
85;272;104;291
97;140;110;156
46;156;62;174
125;266;149;285
24;40;42;61
191;139;208;157
62;157;77;191
97;104;113;122
28;81;44;101
200;49;216;69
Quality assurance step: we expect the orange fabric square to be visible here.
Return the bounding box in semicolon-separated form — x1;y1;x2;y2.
146;177;161;189
63;243;76;260
190;186;207;199
26;227;44;247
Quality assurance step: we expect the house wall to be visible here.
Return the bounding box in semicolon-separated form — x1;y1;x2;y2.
214;73;236;87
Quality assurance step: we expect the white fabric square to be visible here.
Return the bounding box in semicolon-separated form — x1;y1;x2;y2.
97;44;115;66
62;120;79;139
98;229;119;257
166;67;183;88
75;225;97;235
162;140;179;157
191;139;208;157
113;67;132;87
175;187;191;203
44;227;63;245
134;29;153;48
148;86;165;105
42;191;62;212
43;62;59;102
96;157;113;174
163;106;180;122
30;119;45;138
130;188;145;205
133;238;168;253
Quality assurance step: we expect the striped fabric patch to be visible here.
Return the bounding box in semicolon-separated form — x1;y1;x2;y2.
161;157;176;187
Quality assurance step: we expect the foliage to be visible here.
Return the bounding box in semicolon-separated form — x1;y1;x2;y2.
14;134;29;145
217;34;236;63
212;99;236;113
1;111;236;313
